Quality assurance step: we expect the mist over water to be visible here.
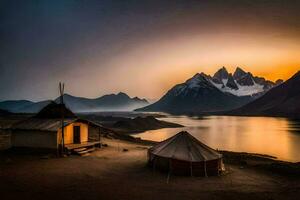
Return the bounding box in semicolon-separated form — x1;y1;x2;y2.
134;115;300;162
74;104;146;113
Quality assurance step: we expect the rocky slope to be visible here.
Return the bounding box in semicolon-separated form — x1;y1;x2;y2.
230;71;300;118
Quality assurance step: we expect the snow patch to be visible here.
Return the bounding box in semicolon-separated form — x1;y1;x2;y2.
210;79;264;96
222;79;228;85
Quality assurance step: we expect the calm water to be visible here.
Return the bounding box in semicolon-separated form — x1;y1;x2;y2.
134;115;300;162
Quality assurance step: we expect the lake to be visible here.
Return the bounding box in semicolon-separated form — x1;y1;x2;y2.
134;115;300;162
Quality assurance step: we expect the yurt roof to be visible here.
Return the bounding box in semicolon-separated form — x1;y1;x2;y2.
34;101;76;119
149;131;222;162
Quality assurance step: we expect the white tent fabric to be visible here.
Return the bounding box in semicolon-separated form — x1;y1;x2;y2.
149;131;222;162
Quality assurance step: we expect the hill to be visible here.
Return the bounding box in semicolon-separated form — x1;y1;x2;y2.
112;116;183;133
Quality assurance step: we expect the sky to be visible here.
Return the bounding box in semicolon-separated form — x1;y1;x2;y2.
1;0;300;101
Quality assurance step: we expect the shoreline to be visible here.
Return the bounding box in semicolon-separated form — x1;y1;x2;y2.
1;137;300;200
111;136;300;175
132;110;300;120
1;113;300;164
131;136;300;163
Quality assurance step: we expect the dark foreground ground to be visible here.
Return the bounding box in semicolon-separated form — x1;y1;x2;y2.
0;138;300;200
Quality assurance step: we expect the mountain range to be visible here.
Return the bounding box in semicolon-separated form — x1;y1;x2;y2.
231;71;300;118
0;92;149;113
1;66;298;117
204;66;282;97
136;67;283;114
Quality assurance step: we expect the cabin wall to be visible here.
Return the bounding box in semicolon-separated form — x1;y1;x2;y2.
88;126;101;141
11;130;57;149
57;122;89;145
0;129;11;150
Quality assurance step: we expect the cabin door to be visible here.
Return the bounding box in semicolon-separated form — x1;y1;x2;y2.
73;126;81;144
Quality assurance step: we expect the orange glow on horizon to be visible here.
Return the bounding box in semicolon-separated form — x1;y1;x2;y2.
47;33;300;100
100;33;300;99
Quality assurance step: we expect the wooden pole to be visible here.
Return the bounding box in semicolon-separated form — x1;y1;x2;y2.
59;82;65;156
98;127;101;148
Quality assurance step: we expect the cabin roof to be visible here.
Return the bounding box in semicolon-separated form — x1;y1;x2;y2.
34;101;76;119
11;118;102;132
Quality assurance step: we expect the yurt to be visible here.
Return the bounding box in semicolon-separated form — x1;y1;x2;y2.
148;131;223;176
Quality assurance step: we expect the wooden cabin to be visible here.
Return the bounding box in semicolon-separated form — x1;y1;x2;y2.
8;102;102;153
11;118;101;151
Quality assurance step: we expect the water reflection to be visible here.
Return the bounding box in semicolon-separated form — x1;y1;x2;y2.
135;116;300;162
286;119;300;135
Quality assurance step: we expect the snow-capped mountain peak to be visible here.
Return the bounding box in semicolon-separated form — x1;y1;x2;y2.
186;73;211;87
170;73;216;97
207;67;278;97
136;69;253;114
170;67;278;98
226;73;239;90
233;67;247;80
213;66;229;82
136;67;284;114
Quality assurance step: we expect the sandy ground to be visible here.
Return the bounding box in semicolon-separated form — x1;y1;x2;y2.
0;139;300;200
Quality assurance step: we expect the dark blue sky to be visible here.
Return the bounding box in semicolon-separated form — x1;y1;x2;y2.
1;0;300;101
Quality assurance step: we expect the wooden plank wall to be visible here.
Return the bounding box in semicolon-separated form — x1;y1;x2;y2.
0;129;11;150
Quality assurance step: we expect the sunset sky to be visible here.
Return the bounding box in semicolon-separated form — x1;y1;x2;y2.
1;0;300;101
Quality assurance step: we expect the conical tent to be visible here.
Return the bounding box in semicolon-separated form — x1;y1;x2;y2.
148;131;223;176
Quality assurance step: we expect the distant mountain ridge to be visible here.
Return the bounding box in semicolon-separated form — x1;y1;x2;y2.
55;92;149;112
0;92;149;113
136;67;282;114
0;100;33;113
